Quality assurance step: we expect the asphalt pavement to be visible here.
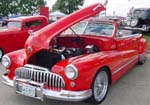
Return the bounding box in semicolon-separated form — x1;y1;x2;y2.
0;56;150;105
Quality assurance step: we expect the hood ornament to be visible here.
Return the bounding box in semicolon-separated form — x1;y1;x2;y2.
27;46;33;53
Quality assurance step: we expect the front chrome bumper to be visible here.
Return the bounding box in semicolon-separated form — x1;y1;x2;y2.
1;75;14;87
2;75;92;102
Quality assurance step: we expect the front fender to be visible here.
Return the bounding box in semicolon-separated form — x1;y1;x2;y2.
51;51;119;91
4;49;26;80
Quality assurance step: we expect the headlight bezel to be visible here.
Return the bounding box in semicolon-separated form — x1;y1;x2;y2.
64;64;78;80
2;55;11;68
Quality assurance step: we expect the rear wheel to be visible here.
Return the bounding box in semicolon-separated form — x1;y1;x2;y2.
130;18;139;27
138;54;146;65
90;68;109;104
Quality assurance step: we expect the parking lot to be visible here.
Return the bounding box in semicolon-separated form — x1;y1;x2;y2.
0;56;149;105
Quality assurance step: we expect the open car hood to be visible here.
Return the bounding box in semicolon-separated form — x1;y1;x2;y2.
25;3;105;57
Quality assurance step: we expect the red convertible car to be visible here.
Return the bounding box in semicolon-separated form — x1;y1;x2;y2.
1;3;147;104
0;15;48;59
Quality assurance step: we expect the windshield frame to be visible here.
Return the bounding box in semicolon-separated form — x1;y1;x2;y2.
83;22;114;37
62;21;115;38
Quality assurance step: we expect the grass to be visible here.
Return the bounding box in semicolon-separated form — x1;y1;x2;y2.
143;34;150;51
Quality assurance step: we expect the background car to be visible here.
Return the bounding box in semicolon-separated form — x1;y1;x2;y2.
0;15;48;60
126;8;150;31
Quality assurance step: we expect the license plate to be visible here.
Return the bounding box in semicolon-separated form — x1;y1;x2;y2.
21;84;36;97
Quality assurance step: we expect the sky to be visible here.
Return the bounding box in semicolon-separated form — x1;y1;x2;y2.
46;0;150;16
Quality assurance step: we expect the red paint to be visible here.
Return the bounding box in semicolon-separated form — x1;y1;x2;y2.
4;3;147;92
0;15;48;54
40;6;49;19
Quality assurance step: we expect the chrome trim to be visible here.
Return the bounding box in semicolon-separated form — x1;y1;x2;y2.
112;56;138;75
93;71;108;102
2;55;11;68
44;89;92;101
2;74;92;102
115;34;140;39
139;53;146;63
15;65;65;89
1;75;13;87
13;77;92;102
93;4;101;11
64;64;78;80
0;49;3;59
24;64;48;72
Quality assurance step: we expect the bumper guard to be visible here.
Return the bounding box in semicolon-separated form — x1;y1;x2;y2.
2;75;92;102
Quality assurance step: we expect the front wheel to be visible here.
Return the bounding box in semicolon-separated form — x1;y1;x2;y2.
90;68;109;104
0;49;4;61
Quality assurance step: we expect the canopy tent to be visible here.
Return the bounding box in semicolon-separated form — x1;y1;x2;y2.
50;11;66;17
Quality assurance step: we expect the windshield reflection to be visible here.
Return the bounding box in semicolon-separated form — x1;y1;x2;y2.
64;21;114;36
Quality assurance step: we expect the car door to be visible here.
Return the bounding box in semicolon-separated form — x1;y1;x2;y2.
115;28;139;75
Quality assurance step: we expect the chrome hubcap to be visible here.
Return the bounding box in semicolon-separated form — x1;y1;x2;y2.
93;71;108;102
131;19;138;27
139;54;146;63
0;49;2;59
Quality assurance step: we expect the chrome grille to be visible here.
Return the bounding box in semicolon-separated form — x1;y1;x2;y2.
15;64;65;89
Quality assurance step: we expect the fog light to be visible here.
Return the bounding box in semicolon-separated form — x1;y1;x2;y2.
6;69;10;74
4;69;10;75
70;82;75;87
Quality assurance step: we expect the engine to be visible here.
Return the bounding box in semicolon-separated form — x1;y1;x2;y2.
28;44;99;69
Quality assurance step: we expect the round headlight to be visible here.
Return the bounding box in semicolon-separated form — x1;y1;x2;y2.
2;55;11;68
64;64;78;80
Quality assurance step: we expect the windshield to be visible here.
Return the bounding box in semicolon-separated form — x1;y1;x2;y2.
84;22;114;36
7;21;21;29
64;21;87;34
64;21;114;36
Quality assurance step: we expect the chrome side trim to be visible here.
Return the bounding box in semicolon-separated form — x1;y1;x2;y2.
115;33;140;39
112;56;138;75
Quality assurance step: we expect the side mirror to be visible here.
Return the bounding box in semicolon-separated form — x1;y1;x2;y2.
118;32;124;37
28;30;33;36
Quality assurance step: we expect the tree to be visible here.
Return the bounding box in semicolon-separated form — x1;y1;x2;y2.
0;0;18;17
17;0;46;15
52;0;83;14
0;0;46;17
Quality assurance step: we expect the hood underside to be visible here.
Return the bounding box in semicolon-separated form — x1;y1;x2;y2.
25;3;105;58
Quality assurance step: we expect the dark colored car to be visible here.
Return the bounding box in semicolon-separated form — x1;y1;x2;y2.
127;8;150;31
